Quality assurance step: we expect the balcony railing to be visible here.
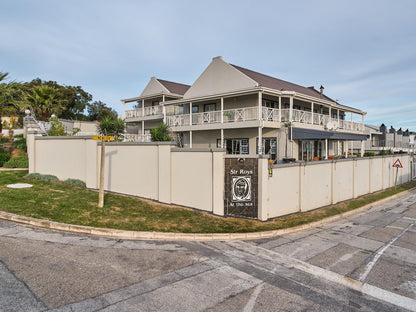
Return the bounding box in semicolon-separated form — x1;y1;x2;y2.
125;106;163;119
125;134;152;142
166;106;364;132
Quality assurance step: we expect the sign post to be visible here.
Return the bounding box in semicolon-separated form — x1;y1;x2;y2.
392;158;403;188
93;135;114;207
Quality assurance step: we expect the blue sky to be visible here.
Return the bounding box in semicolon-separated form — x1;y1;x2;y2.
1;0;415;130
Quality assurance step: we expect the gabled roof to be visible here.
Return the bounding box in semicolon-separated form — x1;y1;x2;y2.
157;79;190;95
231;64;336;103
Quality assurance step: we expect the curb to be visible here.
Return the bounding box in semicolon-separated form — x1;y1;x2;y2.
0;188;414;241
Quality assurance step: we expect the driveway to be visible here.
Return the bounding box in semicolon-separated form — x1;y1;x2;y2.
1;189;415;311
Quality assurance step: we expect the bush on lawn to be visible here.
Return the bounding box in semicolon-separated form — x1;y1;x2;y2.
3;156;29;168
14;138;27;152
0;149;11;166
62;178;86;188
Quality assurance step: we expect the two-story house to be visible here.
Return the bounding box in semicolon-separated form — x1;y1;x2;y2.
122;77;190;142
123;56;367;162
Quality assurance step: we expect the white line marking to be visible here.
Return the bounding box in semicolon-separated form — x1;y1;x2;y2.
228;241;416;312
359;222;415;282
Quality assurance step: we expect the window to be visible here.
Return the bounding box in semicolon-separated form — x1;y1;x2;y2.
262;99;279;108
256;138;277;161
217;138;249;155
204;103;216;112
152;100;159;106
192;105;199;113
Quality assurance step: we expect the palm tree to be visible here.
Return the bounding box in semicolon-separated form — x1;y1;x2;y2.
28;85;61;121
0;72;26;132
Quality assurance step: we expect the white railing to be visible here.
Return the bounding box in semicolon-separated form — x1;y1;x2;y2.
166;106;260;127
125;106;163;119
125;134;152;142
166;106;364;132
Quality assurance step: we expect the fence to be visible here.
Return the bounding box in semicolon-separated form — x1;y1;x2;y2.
259;155;412;220
28;133;224;214
27;130;413;221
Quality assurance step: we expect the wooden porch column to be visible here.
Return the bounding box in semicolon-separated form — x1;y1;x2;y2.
345;141;348;158
337;109;340;125
142;99;145;117
278;96;282;122
221;129;224;149
258;92;263;155
220;97;224;124
325;139;328;160
189;102;192;126
289;96;293;122
361;140;365;156
162;95;166;124
190;131;193;148
141;121;145;135
311;102;314;124
121;100;126;119
329;107;332;120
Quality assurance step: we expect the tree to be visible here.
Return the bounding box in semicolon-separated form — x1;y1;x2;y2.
87;101;118;121
47;117;67;136
28;85;61;121
25;78;92;120
97;117;125;140
0;72;26;132
150;123;172;141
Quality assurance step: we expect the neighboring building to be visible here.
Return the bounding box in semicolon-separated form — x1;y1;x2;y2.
123;56;367;162
354;124;416;154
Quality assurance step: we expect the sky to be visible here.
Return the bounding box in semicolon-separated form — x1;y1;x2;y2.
1;0;415;131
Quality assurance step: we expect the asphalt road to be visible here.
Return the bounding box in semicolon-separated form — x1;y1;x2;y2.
1;189;416;311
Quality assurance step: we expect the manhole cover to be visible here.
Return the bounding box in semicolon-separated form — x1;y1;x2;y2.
7;183;33;189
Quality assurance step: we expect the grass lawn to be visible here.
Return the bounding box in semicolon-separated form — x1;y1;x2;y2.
1;170;415;233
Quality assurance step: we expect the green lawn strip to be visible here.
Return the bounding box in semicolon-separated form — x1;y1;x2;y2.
0;170;415;233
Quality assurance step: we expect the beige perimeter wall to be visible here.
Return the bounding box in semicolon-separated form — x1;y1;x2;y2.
30;135;224;214
259;155;412;220
29;132;414;221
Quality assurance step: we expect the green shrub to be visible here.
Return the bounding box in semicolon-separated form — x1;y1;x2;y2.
363;152;376;157
47;118;67;136
62;178;86;188
38;174;59;182
26;173;42;180
3;156;28;168
14;138;27;152
0;149;11;166
150;123;172;141
14;134;24;138
26;173;59;182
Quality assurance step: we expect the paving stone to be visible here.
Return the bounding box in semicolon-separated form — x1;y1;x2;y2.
361;255;416;300
353;211;401;227
270;235;338;261
315;230;383;252
0;261;46;312
325;221;374;236
359;226;403;243
308;243;371;276
393;231;416;251
99;266;262;312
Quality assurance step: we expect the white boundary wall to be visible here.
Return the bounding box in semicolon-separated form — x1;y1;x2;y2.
259;155;413;220
27;131;414;221
28;133;224;214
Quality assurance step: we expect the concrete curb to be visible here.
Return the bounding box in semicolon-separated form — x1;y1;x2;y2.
0;188;414;241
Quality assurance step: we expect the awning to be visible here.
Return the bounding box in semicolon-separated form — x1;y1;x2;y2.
289;127;368;141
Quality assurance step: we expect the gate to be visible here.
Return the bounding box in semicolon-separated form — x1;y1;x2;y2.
224;157;258;218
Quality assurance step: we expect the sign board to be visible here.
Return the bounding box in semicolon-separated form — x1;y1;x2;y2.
93;135;114;141
224;158;258;218
392;159;403;168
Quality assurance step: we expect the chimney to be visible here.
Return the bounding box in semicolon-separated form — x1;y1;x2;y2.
319;85;324;98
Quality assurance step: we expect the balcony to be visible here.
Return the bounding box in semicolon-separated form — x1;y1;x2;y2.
166;106;364;132
125;134;152;142
125;106;163;121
